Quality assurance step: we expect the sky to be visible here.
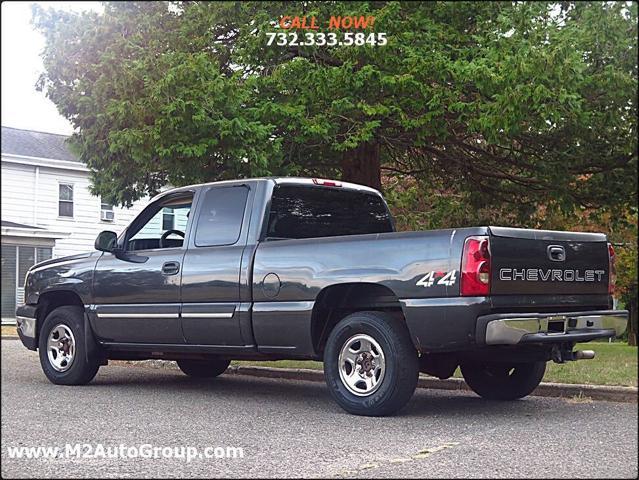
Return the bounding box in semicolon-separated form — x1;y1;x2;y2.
1;1;102;135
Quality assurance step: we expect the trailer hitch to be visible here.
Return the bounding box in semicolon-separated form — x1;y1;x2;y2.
550;344;596;364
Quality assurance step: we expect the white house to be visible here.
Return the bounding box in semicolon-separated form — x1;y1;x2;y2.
1;126;147;320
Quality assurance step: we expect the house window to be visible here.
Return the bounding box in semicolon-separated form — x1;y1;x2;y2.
1;245;52;318
100;198;114;222
59;184;74;217
36;247;53;263
1;246;17;318
162;207;175;231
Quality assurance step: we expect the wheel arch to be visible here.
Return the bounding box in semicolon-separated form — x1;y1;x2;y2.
310;282;409;356
35;290;85;342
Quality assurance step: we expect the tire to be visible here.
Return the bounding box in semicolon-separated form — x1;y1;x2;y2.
323;311;419;416
177;358;230;378
460;361;546;400
38;305;100;385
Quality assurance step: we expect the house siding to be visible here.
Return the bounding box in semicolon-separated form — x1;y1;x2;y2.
1;157;146;258
0;162;37;225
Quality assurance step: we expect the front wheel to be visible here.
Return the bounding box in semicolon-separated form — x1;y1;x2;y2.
323;311;419;416
38;306;101;385
177;358;230;378
460;361;546;400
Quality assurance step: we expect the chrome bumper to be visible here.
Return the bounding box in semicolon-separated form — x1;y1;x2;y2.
16;315;36;339
15;304;38;350
482;310;628;345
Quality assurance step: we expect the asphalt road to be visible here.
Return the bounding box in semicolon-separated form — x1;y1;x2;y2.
1;339;637;478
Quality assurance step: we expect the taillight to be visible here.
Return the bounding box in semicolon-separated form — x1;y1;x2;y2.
461;236;491;296
608;242;616;295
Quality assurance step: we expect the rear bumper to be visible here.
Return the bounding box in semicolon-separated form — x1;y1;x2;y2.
15;305;38;350
479;310;628;345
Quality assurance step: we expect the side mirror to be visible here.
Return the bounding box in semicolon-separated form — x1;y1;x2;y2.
94;230;117;252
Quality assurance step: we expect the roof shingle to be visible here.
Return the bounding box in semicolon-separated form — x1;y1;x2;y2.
1;126;80;163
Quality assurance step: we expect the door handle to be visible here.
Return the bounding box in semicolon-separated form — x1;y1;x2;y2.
161;261;180;275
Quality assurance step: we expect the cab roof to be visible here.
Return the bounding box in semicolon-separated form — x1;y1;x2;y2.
150;177;381;202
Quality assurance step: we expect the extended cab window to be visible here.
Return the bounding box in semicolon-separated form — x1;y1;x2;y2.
127;194;192;251
194;186;249;247
266;185;393;240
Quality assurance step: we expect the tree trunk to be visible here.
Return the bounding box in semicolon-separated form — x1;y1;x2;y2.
340;142;382;191
628;297;637;346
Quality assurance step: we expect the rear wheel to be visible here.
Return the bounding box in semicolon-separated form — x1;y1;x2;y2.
323;311;419;416
460;361;546;400
177;358;230;378
38;306;100;385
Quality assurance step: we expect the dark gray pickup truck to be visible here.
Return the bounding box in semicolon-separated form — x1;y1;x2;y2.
16;177;627;415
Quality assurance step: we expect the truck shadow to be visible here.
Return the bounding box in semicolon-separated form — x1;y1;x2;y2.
90;366;570;419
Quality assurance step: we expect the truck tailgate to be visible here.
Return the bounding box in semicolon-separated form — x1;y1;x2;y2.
488;227;610;295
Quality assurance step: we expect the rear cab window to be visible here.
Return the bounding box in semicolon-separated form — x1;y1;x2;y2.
266;185;394;240
194;186;249;247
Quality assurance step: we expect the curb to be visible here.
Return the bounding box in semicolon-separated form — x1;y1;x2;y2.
3;337;636;403
226;365;638;403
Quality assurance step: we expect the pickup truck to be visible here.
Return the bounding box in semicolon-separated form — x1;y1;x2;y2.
16;177;627;416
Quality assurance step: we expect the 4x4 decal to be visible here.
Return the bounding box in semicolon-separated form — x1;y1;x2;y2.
416;270;457;287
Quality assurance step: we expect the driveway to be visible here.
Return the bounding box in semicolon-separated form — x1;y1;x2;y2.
1;339;637;478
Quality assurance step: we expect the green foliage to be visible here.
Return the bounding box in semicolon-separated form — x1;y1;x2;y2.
33;2;280;205
614;217;638;343
33;1;636;216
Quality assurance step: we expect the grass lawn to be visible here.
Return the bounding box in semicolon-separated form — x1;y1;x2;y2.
233;342;638;387
542;342;637;387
